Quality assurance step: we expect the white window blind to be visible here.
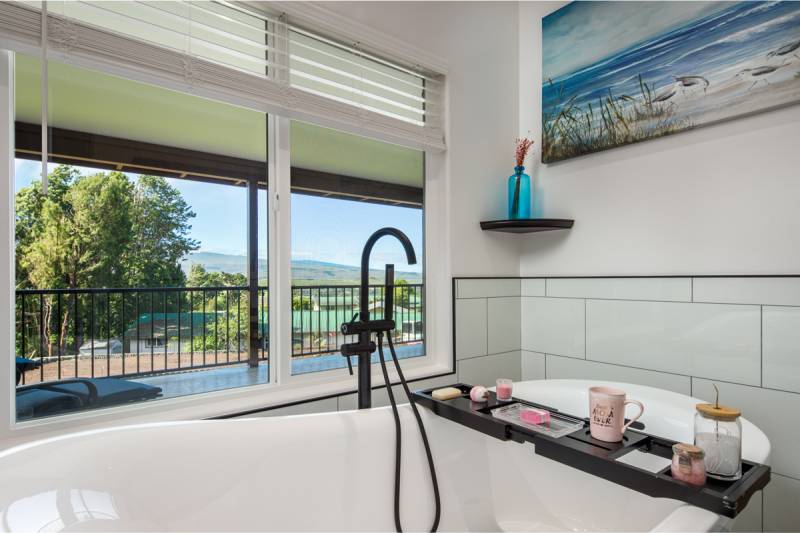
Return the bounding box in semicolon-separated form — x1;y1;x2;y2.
0;1;445;151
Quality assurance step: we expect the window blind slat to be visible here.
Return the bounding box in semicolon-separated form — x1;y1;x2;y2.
0;1;446;151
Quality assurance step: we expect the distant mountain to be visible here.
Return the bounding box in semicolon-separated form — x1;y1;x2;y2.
183;252;264;275
182;252;422;285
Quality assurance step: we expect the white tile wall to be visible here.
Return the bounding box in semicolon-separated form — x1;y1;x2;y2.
587;300;761;386
457;350;521;386
521;350;546;380
764;474;800;532
456;278;520;299
521;278;545;296
521;297;585;358
455;298;487;359
544;355;691;395
762;306;800;394
732;491;763;533
546;277;691;302
455;277;800;530
488;297;521;354
693;277;800;306
455;276;800;531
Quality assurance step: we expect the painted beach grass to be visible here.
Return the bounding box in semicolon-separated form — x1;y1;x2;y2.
542;1;800;163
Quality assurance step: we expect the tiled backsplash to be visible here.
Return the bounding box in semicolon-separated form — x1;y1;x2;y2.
454;278;523;386
454;276;800;532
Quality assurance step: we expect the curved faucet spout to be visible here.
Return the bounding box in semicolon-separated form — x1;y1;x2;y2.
360;227;417;321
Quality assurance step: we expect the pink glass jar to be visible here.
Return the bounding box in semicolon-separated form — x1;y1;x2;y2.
496;379;513;401
671;443;706;486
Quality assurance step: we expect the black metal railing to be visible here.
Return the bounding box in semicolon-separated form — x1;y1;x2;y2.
15;283;424;384
291;284;424;357
15;286;268;385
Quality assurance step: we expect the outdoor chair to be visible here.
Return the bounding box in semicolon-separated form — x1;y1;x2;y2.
16;378;162;421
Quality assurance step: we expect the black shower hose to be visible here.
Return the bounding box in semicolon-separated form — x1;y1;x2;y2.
377;332;441;533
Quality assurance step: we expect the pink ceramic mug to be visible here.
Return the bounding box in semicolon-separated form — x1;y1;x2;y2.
588;386;644;442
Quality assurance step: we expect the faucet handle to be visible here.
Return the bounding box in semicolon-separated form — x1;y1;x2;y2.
341;312;360;335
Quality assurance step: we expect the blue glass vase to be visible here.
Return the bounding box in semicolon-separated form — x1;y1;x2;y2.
507;166;531;219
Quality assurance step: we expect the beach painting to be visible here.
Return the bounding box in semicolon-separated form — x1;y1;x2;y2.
542;1;800;163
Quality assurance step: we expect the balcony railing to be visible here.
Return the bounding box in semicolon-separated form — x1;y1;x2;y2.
291;284;424;357
15;284;423;385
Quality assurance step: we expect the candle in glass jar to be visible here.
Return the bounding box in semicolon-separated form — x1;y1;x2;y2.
671;443;706;486
496;378;513;401
694;386;742;481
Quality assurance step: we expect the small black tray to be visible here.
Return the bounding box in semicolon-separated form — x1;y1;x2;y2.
413;383;770;518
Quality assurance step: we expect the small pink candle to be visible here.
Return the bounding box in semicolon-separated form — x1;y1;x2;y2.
671;443;706;486
496;378;513;401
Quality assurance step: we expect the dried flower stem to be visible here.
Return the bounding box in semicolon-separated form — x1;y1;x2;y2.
515;138;534;167
512;138;534;217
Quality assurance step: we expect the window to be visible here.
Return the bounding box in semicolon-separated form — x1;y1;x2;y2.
1;1;448;429
13;55;270;420
290;121;424;375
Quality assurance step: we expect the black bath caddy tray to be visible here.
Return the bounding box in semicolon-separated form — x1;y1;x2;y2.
413;383;770;518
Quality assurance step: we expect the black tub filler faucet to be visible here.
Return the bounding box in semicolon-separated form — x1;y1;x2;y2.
339;227;417;409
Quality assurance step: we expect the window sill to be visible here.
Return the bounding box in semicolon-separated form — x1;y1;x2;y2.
3;357;453;449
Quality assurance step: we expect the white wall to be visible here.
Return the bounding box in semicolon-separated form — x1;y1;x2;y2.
518;1;800;276
321;2;523;277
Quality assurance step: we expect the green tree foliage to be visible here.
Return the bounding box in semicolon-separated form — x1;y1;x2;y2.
126;175;199;288
292;294;314;311
394;278;418;309
16;166;197;290
15;166;199;357
186;263;246;288
184;264;254;353
14;165;78;288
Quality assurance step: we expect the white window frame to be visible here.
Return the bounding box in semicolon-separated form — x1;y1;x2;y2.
0;24;452;447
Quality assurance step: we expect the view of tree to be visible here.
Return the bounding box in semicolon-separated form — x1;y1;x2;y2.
394;278;418;308
187;263;247;288
15;166;201;357
125;175;199;288
292;294;314;311
14;164;420;368
16;166;198;290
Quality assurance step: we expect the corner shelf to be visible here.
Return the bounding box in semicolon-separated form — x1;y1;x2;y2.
480;218;574;234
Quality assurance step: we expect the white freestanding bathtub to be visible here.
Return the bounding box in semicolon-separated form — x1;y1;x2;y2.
0;379;770;532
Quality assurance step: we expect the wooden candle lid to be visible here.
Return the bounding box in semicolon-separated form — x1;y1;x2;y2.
696;403;741;421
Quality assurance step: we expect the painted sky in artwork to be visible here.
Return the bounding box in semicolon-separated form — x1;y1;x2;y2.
541;1;800;162
543;2;732;79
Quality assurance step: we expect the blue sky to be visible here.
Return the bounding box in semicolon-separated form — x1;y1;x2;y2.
14;159;423;273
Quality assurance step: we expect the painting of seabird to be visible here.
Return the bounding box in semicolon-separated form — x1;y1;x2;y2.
542;1;800;163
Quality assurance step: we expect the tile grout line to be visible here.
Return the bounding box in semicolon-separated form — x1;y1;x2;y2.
485;297;489;358
760;305;764;388
773;471;800;483
584;298;587;360
553;352;797;393
519;350;787;393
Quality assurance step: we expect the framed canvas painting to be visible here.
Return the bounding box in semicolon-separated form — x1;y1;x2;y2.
542;1;800;163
